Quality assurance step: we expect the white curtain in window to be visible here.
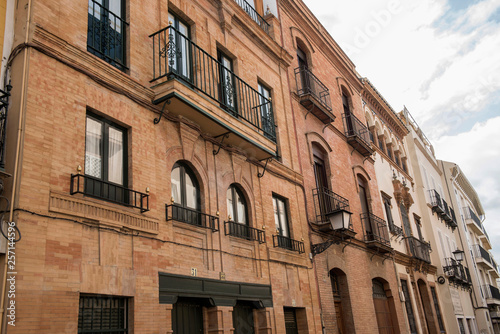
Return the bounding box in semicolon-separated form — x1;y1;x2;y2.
85;117;102;178
171;167;181;204
236;192;246;225
185;173;197;209
227;188;234;221
107;126;123;185
278;199;288;237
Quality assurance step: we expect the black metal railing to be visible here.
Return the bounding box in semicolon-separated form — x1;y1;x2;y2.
273;235;305;253
150;26;276;141
407;237;431;263
443;258;470;286
87;0;128;70
361;213;390;247
342;113;371;147
166;204;219;231
483;284;500;300
441;199;450;219
473;244;493;265
389;223;403;236
233;0;270;34
449;207;457;227
0;87;10;169
312;187;349;223
464;206;482;229
429;189;444;214
70;174;149;212
225;221;265;243
294;66;332;112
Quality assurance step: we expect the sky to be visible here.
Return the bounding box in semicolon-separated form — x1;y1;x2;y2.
302;0;500;262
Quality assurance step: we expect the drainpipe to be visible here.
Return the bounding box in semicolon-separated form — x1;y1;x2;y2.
0;0;33;331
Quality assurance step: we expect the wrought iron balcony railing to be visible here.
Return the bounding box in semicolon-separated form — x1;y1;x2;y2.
443;258;470;287
87;0;128;70
166;204;219;231
449;207;457;227
482;284;500;301
150;26;276;141
0;87;10;170
360;213;390;247
70;174;149;212
224;221;265;243
473;244;493;266
407;236;431;263
273;235;305;253
464;206;482;230
342;113;372;148
312;188;349;222
233;0;270;34
429;189;444;214
294;66;332;112
389;223;403;236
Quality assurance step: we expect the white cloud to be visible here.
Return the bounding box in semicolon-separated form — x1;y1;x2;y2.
434;117;500;260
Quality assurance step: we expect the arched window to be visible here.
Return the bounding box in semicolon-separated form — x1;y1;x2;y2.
171;163;200;225
227;184;248;225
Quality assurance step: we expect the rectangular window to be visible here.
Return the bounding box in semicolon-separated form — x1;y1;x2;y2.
378;136;385;153
273;195;290;238
78;294;128;333
87;0;128;70
382;195;394;232
258;83;275;140
284;308;299;334
85;113;128;204
414;215;423;241
458;318;466;334
401;280;417;334
168;12;191;81
218;50;237;113
431;287;445;333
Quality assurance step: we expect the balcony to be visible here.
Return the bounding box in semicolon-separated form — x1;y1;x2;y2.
440;199;457;229
482;285;500;306
294;67;334;124
473;244;496;271
407;236;431;263
342;113;374;157
0;87;10;170
70;174;149;212
312;188;356;239
150;26;277;160
233;0;270;34
464;206;484;235
429;189;444;214
166;204;219;231
361;213;392;253
490;312;500;319
443;258;471;288
224;221;265;243
273;235;305;254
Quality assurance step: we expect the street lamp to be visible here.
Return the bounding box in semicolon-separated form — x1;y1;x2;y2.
453;249;465;262
325;208;352;231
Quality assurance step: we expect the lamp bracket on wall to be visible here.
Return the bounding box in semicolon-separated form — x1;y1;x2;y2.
257;158;272;178
311;239;341;256
153;99;171;125
212;133;230;156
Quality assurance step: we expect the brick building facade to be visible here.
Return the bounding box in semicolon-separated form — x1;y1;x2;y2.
0;0;498;333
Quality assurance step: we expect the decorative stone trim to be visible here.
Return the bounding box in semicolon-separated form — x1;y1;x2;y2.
49;191;159;234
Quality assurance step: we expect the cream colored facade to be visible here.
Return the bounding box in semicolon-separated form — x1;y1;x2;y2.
402;108;483;334
439;160;500;334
